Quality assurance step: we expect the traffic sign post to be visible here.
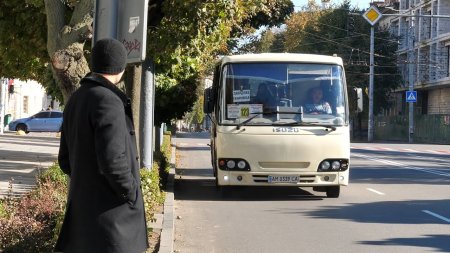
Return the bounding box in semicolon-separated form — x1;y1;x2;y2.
360;6;450;143
362;5;382;142
93;0;148;63
93;0;154;169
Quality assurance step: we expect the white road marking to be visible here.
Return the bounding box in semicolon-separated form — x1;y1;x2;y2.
353;153;450;177
407;154;450;163
403;148;420;153
366;188;385;195
422;210;450;223
380;147;394;151
426;150;444;154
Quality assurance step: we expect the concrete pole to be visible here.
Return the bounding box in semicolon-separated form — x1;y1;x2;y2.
368;26;375;142
0;79;5;134
140;58;155;169
408;23;415;143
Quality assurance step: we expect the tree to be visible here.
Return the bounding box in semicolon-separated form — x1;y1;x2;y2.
279;2;401;114
0;0;293;124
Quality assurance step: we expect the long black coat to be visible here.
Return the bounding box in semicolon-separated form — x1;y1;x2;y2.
55;73;148;253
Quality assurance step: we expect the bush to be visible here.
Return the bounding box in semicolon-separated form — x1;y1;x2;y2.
0;164;67;252
140;165;165;223
0;133;173;252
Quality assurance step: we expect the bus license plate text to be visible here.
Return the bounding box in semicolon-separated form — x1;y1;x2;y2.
268;175;299;183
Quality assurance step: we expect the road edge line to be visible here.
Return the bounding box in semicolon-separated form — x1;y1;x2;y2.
158;144;176;253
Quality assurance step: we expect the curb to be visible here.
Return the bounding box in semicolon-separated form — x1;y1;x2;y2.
158;145;176;253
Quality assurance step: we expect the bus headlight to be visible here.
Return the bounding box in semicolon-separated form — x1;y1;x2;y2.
237;160;246;169
227;160;236;169
218;158;251;171
331;161;341;170
318;159;349;172
321;161;331;170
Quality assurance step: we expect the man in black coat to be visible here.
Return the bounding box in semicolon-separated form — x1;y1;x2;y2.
55;38;149;253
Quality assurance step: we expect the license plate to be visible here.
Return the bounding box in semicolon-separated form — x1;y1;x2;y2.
268;175;299;183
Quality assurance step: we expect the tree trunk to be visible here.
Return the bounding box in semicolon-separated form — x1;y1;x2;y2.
44;0;94;103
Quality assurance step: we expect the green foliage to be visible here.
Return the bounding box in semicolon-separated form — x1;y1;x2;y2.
0;1;48;83
140;167;164;222
185;95;205;126
0;200;7;219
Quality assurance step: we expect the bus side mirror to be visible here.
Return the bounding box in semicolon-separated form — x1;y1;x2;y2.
203;87;213;113
354;88;363;113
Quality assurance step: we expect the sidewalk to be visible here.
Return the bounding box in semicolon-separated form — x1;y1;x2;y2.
0;132;59;198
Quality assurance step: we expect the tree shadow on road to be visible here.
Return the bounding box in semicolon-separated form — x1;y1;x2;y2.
280;199;450;225
359;234;450;253
350;164;450;185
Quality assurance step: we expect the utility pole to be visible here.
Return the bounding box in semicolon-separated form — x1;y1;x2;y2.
0;79;6;135
93;0;152;168
140;58;155;169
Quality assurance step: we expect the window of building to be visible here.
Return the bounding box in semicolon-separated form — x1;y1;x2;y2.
447;46;450;77
23;96;29;114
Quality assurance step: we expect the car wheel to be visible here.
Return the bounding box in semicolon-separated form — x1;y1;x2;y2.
326;186;340;198
16;124;28;133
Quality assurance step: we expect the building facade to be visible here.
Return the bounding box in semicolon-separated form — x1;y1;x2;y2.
381;0;450;115
0;79;59;129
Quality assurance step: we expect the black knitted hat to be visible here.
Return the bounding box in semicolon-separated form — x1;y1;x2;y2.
91;38;127;74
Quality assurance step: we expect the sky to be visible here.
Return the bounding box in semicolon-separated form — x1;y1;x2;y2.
292;0;374;10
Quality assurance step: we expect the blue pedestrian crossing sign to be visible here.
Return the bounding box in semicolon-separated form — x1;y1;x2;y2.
406;91;417;102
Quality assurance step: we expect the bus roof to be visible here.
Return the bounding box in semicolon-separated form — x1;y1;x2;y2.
220;53;344;66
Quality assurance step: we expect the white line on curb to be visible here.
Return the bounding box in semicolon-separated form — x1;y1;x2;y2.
422;210;450;223
366;188;385;195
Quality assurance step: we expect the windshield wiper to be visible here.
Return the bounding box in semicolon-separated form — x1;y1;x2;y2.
236;110;306;130
275;121;337;131
236;111;276;130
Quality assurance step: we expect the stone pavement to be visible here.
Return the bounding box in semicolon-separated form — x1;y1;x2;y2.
0;132;60;198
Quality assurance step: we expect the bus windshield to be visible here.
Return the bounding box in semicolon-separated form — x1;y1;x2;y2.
220;63;347;126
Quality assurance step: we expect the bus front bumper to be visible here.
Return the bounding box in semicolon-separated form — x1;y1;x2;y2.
216;170;349;187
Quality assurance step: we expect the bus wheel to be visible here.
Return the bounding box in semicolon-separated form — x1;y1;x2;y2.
326;186;340;198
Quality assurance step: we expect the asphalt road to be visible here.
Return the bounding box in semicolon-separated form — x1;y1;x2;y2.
0;132;59;197
173;132;450;253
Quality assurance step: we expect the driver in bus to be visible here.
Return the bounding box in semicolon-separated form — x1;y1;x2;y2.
304;87;332;114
